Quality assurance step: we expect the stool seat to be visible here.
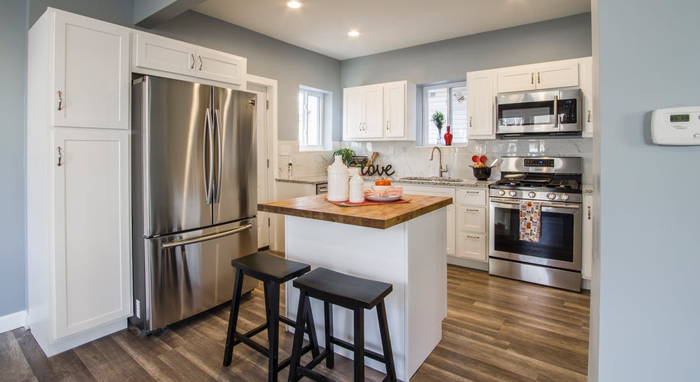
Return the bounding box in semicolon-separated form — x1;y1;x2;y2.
232;251;310;283
293;268;392;310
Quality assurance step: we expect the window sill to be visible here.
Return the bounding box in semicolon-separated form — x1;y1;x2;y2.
298;148;332;154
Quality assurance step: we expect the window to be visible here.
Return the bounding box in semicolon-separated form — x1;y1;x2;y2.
423;81;467;145
298;87;326;151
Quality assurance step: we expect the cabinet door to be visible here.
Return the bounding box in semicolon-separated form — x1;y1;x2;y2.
457;207;486;233
384;82;406;138
582;194;593;280
344;88;365;140
497;66;536;93
536;61;579;90
195;46;246;85
579;57;594;138
52;129;131;340
363;85;385;138
53;11;129;129
134;32;196;77
456;232;487;262
466;71;495;138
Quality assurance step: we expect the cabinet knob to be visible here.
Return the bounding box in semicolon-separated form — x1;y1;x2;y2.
57;91;63;111
190;54;195;69
57;146;62;167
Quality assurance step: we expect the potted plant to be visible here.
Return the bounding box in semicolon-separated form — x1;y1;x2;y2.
332;148;356;166
431;111;445;144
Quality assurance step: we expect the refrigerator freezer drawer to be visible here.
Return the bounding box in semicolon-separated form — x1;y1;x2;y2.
131;219;258;332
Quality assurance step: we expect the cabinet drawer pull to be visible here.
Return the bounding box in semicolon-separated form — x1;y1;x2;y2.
190;54;195;69
466;235;480;240
531;73;534;84
57;91;63;111
465;191;481;195
469;116;473;127
198;55;203;70
587;110;592;123
538;72;541;84
386;121;390;131
57;147;62;167
587;205;591;220
466;208;480;213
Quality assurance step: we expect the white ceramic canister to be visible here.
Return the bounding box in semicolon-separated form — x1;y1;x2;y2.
349;171;365;203
327;155;349;201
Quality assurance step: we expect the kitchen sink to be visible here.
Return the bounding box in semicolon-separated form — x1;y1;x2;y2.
399;177;464;183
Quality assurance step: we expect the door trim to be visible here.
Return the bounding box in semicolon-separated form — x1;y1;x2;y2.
246;75;278;250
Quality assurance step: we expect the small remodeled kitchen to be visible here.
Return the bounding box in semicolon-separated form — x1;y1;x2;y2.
1;1;699;382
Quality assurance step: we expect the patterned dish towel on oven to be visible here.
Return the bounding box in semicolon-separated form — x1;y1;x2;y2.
519;200;541;242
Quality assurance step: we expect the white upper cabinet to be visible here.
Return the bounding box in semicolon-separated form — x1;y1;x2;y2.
195;46;246;85
133;32;247;86
134;33;196;77
52;128;132;340
343;81;416;141
466;70;496;139
384;81;406;138
53;11;129;129
497;60;579;93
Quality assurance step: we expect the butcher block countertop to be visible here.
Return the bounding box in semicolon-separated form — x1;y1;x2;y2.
258;194;453;229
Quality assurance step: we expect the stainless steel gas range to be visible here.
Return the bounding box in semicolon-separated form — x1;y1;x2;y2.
489;157;583;291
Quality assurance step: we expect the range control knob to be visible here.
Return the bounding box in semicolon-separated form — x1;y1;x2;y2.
498;190;506;196
546;192;557;200
561;194;570;201
509;191;518;197
528;191;537;198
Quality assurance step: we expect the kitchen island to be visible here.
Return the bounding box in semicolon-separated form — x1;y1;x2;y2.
258;194;452;381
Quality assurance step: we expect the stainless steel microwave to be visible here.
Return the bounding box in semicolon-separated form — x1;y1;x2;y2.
496;89;582;137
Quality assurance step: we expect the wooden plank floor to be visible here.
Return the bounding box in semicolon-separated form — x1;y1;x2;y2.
0;265;589;382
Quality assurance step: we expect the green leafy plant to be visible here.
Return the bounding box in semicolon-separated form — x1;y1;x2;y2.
431;111;445;131
332;148;356;166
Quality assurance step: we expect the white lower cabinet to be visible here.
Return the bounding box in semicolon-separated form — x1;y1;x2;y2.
455;233;487;262
401;185;456;256
52;129;132;339
455;188;488;262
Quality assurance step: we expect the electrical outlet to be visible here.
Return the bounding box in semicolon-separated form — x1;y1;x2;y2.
280;145;291;156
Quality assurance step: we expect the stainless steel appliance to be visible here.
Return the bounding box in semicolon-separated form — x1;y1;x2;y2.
489;157;583;291
496;89;582;137
131;76;259;332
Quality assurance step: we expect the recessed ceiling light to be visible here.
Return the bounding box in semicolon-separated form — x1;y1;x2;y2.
348;30;360;37
287;1;301;9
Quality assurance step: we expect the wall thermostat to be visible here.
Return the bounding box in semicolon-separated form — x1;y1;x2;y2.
651;106;700;145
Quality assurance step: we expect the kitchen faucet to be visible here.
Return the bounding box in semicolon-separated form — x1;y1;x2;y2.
428;146;448;178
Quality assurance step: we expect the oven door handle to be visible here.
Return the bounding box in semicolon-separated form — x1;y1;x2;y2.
491;199;581;213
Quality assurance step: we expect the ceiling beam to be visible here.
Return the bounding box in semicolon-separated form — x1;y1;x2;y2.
134;0;207;28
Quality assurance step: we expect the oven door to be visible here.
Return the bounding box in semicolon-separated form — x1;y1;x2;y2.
496;89;581;135
489;198;582;271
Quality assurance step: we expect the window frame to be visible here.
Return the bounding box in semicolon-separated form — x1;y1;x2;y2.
298;88;325;151
422;81;468;146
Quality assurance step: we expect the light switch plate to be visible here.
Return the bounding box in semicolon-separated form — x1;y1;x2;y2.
280;145;291;155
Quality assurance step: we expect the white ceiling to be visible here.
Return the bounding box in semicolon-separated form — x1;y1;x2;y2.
193;0;591;60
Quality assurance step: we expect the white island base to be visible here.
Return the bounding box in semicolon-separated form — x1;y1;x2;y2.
284;209;447;381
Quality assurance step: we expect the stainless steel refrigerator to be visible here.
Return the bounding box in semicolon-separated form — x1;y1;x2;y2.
130;75;258;332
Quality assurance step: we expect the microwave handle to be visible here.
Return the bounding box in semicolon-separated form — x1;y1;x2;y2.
553;95;559;128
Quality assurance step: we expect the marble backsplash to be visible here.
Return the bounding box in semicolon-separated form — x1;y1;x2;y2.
279;138;593;184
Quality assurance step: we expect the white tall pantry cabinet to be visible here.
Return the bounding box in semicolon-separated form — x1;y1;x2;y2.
27;9;132;356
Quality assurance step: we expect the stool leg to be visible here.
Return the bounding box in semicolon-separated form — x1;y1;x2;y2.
287;291;308;382
223;268;244;366
324;302;334;369
304;298;320;358
267;281;280;382
353;307;365;382
377;301;397;382
263;282;271;330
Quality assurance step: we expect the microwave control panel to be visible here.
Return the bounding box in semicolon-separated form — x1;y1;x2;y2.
651;106;700;145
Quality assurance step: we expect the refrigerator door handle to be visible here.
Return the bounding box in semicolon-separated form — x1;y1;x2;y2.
203;107;214;205
214;108;223;203
161;223;253;249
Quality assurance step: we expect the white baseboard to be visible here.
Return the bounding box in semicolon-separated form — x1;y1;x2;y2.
0;310;28;334
447;256;489;271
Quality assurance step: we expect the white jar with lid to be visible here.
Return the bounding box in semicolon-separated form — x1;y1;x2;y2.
327;155;349;201
349;171;365;203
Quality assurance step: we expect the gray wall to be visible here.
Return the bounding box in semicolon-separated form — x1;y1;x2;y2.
29;0;134;27
590;0;700;380
152;11;342;141
0;0;28;317
341;13;592;88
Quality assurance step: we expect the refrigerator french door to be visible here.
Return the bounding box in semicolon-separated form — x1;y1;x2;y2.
131;76;258;332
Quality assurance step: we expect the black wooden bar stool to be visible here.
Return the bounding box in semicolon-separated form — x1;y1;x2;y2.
223;252;320;382
287;268;397;382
